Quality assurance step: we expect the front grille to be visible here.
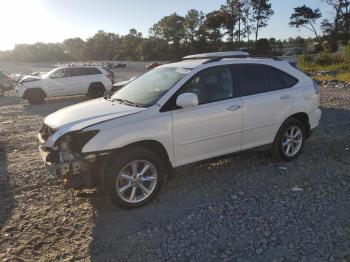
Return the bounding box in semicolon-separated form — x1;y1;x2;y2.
39;124;56;142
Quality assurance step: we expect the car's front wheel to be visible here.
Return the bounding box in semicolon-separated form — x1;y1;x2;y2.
25;89;46;105
105;147;165;208
272;118;306;161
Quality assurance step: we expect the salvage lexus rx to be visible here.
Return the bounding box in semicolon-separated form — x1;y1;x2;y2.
38;51;321;208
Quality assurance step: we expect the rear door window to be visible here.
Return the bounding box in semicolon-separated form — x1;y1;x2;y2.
234;64;270;96
67;67;85;77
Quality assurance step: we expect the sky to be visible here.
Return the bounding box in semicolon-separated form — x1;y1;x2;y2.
0;0;334;51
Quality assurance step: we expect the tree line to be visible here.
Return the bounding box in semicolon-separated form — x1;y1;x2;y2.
0;0;348;63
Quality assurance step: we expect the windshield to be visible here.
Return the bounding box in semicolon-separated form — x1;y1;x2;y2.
42;68;59;78
111;67;191;107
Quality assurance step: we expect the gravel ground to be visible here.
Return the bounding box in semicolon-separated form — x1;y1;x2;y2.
0;76;350;261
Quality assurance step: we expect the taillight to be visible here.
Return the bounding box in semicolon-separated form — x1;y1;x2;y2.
313;80;320;94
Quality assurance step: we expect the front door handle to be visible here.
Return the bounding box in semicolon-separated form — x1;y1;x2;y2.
280;95;291;100
227;105;241;111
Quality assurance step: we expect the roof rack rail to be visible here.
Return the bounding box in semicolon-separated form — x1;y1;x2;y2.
183;51;249;60
202;55;283;64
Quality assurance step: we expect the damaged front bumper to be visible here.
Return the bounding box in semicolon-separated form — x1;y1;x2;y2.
39;145;95;189
37;126;109;189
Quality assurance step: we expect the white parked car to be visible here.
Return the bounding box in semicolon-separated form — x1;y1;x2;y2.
16;66;113;104
38;51;321;208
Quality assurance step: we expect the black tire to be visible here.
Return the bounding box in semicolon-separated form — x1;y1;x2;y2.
88;83;105;98
271;118;306;161
26;89;45;105
105;147;165;208
0;88;4;97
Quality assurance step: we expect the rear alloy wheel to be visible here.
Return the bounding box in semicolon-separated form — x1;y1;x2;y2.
272;118;306;161
105;147;164;208
281;125;303;157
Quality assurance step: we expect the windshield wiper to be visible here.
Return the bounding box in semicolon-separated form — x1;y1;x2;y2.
112;98;140;107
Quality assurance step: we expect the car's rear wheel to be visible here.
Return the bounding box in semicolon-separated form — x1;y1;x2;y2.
25;89;45;105
105;147;165;208
272;118;306;161
88;83;105;98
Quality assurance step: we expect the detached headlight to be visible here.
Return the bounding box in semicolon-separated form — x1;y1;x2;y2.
56;130;99;153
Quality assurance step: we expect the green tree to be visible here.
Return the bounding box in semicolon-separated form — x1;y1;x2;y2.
63;37;85;61
204;10;224;50
117;29;143;60
84;30;113;60
184;9;203;43
150;13;185;59
220;0;239;47
289;5;322;46
251;0;274;42
241;0;253;41
136;37;168;61
321;0;350;44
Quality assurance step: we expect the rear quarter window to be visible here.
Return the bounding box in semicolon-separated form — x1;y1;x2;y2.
267;66;299;90
88;67;102;75
277;70;298;88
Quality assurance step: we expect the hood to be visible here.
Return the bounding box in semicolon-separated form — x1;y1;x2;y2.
19;75;42;84
44;98;145;132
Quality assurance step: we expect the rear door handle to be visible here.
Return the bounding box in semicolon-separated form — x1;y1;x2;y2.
280;95;291;100
227;105;241;111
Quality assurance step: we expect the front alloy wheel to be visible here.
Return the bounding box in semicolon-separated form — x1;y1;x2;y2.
105;147;165;208
116;160;158;204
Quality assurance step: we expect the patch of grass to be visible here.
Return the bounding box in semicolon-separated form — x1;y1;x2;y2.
297;47;350;74
298;62;350;73
313;71;350;82
335;72;350;82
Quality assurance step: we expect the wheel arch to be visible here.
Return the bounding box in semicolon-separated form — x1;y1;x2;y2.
94;139;174;189
23;87;47;99
287;112;311;138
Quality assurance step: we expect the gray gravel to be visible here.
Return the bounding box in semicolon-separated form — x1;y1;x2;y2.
0;78;350;261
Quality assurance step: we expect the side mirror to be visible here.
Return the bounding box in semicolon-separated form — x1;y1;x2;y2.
176;93;199;108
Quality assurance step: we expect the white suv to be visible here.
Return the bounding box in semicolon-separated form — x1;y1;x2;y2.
38;52;321;208
16;66;113;104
